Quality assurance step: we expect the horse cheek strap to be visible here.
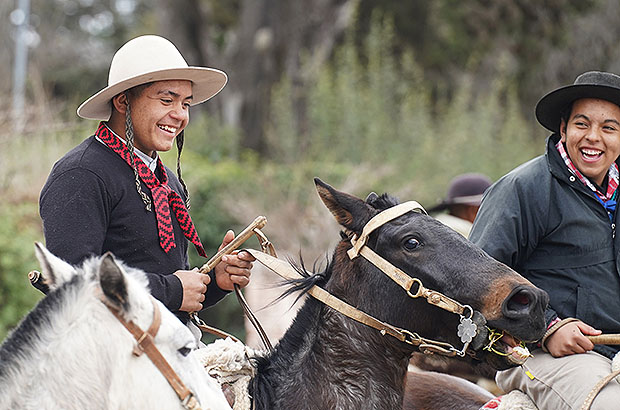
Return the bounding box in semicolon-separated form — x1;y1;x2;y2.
102;296;200;409
347;201;485;357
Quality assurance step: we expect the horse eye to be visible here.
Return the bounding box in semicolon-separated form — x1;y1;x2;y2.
178;346;192;357
403;238;421;251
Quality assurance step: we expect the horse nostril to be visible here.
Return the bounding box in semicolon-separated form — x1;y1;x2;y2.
503;287;535;318
511;291;530;306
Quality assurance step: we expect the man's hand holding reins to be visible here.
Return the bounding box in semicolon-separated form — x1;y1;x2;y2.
214;230;255;291
174;268;210;312
545;320;602;357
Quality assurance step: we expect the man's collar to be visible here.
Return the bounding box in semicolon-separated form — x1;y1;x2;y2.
554;137;618;201
97;123;159;172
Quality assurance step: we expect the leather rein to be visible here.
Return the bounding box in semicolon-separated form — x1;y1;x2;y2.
248;201;482;358
101;296;202;410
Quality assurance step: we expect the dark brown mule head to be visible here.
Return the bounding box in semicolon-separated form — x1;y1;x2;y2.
315;178;548;370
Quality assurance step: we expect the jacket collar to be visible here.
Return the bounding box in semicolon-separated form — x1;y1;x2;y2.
545;133;619;198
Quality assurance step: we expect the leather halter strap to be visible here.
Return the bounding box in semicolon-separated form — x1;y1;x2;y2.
348;201;468;316
102;296;202;410
334;200;478;356
347;201;426;261
246;248;462;353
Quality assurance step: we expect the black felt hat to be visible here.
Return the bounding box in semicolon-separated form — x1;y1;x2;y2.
428;173;492;213
535;71;620;133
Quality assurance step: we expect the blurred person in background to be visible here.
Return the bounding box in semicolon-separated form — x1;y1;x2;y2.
39;35;254;342
428;173;492;238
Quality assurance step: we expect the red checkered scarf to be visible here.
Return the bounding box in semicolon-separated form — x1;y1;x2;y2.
96;122;206;257
555;140;619;202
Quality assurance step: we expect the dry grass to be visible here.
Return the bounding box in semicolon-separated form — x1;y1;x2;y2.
0;99;86;204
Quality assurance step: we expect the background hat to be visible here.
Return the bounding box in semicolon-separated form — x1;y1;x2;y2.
535;71;620;133
77;35;228;120
428;173;492;213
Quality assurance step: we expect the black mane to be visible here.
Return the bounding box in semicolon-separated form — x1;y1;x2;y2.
274;253;332;307
273;191;400;306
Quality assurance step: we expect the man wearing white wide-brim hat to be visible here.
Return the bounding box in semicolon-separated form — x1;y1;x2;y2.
471;71;620;408
40;35;254;334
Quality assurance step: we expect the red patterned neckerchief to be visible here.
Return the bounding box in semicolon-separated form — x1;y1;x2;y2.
555;140;619;202
96;122;206;257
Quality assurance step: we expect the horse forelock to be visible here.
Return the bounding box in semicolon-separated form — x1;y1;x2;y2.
366;192;400;211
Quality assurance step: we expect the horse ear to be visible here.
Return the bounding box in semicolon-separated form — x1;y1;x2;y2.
99;252;129;311
314;177;374;233
365;192;379;203
34;242;77;291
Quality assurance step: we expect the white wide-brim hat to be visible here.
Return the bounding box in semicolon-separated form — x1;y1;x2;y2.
77;35;228;120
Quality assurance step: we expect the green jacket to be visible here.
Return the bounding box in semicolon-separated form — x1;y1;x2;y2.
470;134;620;358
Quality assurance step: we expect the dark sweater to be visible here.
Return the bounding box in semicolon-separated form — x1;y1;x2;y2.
40;135;227;322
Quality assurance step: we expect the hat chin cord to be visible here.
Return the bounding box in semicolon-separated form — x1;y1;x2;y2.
122;93;191;210
124;98;152;211
175;130;191;209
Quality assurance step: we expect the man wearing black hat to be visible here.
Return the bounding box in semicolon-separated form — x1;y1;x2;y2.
470;71;620;408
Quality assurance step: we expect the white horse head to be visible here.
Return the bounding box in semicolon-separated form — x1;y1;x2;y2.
0;243;231;410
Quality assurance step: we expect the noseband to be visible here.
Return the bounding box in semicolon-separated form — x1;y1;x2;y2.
101;296;202;410
346;201;482;357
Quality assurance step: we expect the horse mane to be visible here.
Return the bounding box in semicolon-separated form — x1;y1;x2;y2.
272;253;332;306
0;274;85;379
269;191;400;307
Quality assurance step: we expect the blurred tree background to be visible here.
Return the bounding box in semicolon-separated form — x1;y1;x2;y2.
2;0;620;342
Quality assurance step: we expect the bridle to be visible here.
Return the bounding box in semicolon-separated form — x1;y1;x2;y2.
347;201;481;357
248;201;485;358
101;296;203;410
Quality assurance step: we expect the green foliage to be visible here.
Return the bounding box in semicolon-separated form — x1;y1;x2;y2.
266;15;542;205
0;203;43;341
356;0;597;110
0;124;88;340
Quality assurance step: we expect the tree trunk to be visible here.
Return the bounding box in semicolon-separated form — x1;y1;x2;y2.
158;0;357;155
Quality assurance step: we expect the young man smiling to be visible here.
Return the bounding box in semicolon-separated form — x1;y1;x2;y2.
40;35;254;336
470;71;620;408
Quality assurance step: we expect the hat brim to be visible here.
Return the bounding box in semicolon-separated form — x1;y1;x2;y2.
76;67;228;120
428;194;484;213
535;84;620;132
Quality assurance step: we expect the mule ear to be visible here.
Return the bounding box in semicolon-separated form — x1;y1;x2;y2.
314;177;374;234
99;252;129;311
34;242;77;291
